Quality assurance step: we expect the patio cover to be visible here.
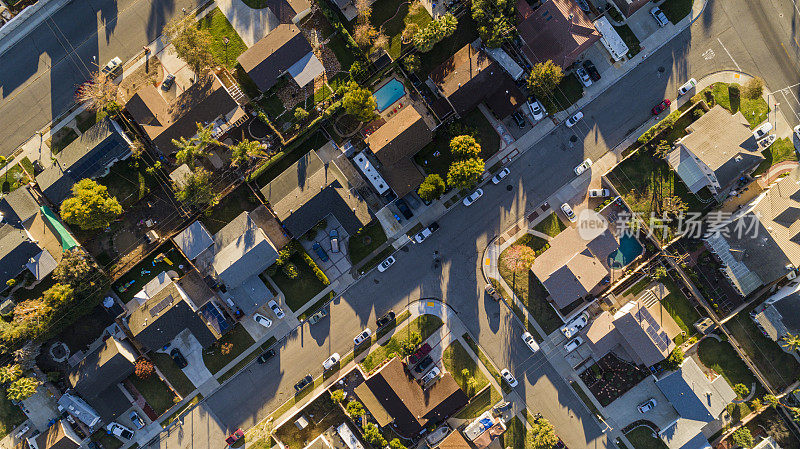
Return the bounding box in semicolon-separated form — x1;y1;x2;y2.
40;205;78;250
287;52;324;88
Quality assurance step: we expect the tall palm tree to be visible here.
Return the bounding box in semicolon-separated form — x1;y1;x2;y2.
781;333;800;353
172;123;220;168
230;139;269;167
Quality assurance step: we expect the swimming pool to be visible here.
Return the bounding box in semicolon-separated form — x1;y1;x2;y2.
608;234;643;269
373;78;406;112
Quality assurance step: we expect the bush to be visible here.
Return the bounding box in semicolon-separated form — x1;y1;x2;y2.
693;108;704;119
134;358;155;379
743;77;764;99
729;84;740;99
283;263;299;279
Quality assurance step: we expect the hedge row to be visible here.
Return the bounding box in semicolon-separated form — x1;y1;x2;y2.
637;109;681;145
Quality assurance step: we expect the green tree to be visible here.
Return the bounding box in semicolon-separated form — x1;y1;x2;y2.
230;139;269;168
346;400;365;417
654;140;672;158
663;347;684;370
362;423;387;447
418;174;446;202
294;107;309;121
527;418;558;449
471;0;515;47
439;13;458;37
173;123;219;168
163;16;215;78
53;248;96;287
733;383;750;399
342;82;377;122
782;333;800;352
7;376;39;401
501;245;536;293
401;332;422;356
653;265;668;280
450;135;482;159
389;439;407;449
413;24;437;52
173;168;215;207
0;365;22;384
42;283;74;309
763;394;780;408
60;179;122;230
349;60;368;81
731;427;754;448
331;389;345;403
403;54;421;73
447;158;485;190
527;61;563;105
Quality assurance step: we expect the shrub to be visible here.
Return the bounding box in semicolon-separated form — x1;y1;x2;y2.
743;77;764;99
0;365;22;384
331;389;345;403
729;84;740;99
283;263;299;279
693;108;704;119
221;342;234;355
346;400;364;417
7;376;39;401
403;54;420;73
134;358;155;379
731;427;753;448
704;90;715;106
6;279;15;287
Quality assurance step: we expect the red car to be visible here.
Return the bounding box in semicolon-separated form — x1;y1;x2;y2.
652;99;671;115
225;429;244;446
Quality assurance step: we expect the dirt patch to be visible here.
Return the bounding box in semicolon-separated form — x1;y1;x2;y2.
119;56;164;102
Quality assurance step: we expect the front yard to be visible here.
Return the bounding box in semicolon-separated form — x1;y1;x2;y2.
198;8;249;69
547;74;584;113
753;137;797;176
202;324;256;374
625;426;667;449
454;385;502;418
579;352;649;406
128;373;179;417
274;391;347;449
265;247;328;312
660;0;694;23
370;0;432;59
442;340;488;397
499;417;527;449
0;162;32;193
92;429;124;449
697;82;770;128
151;352;195;397
348;220;388;266
533;212;567;237
47;126;79;154
359;314;443;372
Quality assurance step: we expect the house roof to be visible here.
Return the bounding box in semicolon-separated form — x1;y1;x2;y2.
365;106;432;197
229;275;274;316
125;75;239;155
204;211;278;288
36;120;131;204
438;432;472;449
128;282;217;351
27;249;57;281
429;44;497;116
67;337;136;401
237;24;315;92
356;357;468;437
35;421;79;449
0;225;41;287
0;186;39;227
260;149;372;236
755;282;800;340
516;0;601;68
655;357;736;423
667;147;710;194
612;301;675;367
174;220;215;260
530;227;616;308
484;75;526;119
659;420;712;449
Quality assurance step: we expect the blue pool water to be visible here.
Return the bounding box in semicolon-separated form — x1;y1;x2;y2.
608;234;643;268
373;79;406;112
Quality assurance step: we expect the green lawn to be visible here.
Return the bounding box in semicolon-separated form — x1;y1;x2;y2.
0;163;32;193
697;337;761;395
151;352;195;397
547;74;584;113
660;277;702;336
111;242;189;303
92;430;124;449
660;0;694;23
500;417;527;449
442;340;488;397
326;33;357;70
0;389;25;439
48;127;79;154
360;314;443;372
95;158;159;209
202;324;256;374
725;303;800;392
128;374;179;417
267;250;327;311
348;220;388;266
370;0;432;59
614;24;641;58
454;385;502;418
623;276;653;297
418;12;479;76
75;110;104;133
625;427;667;449
20;157;35;177
753;137;797;176
463;334;509;392
200;183;262;234
257;95;286;119
197;8;249;69
533;212;566;237
359;246;396;274
701;82;770;128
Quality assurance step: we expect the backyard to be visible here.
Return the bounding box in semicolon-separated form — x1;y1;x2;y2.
359;314;443;372
414;108;502;179
660;275;703;340
442;340;488;397
265;248;328;312
753;137;797;176
579;352;649;406
369;0;432;59
347;220;388;266
417;12;479;76
274;391;347;449
733;408;800;449
151;352;195;397
197;8;249;69
697;337;761;399
200;183;263;234
202;324;256;374
111;241;190;303
625;426;667;449
95;158;160;209
128;373;179;417
0;389;25;439
0;162;32;193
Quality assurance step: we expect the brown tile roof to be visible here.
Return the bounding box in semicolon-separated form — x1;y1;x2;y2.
438;431;472;449
366;106;432;197
36;421;79;449
429;44;498;116
516;0;601;68
237;24;313;92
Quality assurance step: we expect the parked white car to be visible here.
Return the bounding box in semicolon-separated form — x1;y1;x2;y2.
576;67;593;87
528;100;546;120
574;158;593;176
354;328;372;346
650;7;668;26
421;366;441;384
492;168;510;184
564;337;584;353
268;300;285;319
561;312;589;338
638;398;657;413
678;78;697;96
500;369;518;387
322;353;340;370
753;122;773;140
565;111;584;127
253;313;272;328
561;203;577;223
106;423;134;440
521;332;540;352
463;189;484;206
588;188;610;197
377;255;396;272
794;124;800;142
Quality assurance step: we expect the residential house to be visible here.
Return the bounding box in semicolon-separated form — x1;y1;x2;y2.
364;106;433;198
667;106;764;201
438;431;472;449
483;75;526;120
125;73;247;156
428;44;496;117
0;186;59;285
32;420;81;449
260;149;372;238
753;281;800;354
173;221;214;261
67;337;137;421
611;0;650;17
516;0;601;68
530;226;620;310
585;300;679;367
57;394;100;428
655;357;736;449
462;411;506;449
36;119;133;205
354;357;468;438
237;24;324;93
704;166;800;297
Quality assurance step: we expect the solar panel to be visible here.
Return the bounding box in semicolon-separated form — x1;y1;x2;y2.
654;338;668;352
659;331;670;345
150;294;174;317
645;325;660;341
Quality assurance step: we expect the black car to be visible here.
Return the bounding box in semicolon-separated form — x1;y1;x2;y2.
161;74;176;91
414;356;434;374
257;349;276;364
376;311;396;329
429;221;440;232
511;111;526;128
294;375;313;392
582;60;601;82
170;348;188;369
395;199;413;219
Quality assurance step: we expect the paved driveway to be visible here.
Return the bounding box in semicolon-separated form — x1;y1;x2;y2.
602;375;677;431
170;330;213;388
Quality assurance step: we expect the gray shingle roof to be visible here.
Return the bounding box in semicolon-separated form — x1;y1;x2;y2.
0;186;39;226
237;24;313;92
68;337;136;399
655;357;735;422
0;225;41;286
174;221;214;260
212;226;277;288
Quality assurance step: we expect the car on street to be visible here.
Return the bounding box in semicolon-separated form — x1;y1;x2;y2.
312;242;329;262
574;158;593;176
376;311;396;328
396;199;414;219
582;60;601;81
354;328;372;346
129;411;145;429
322;353;340;370
500;369;518;388
377;255;396;272
528;100;546;120
588;188;610;197
560;203;576;223
414;356;434;373
107;423;133;440
330;229;339;253
101;57;123;77
253;313;272;328
491;168;510;184
161;74;175;91
226;429;244;446
564;337;584;353
652;99;671;115
308;309;328;324
521;332;540;352
678;78;697;96
170;348;187;369
638;398;657;413
294;375;313;392
414;222;440;243
561;312;589;338
576;67;592;87
753;122;773;140
485;283;501;301
421;366;441;384
565;111;584;127
512;111;527;128
268;300;285;319
463;189;484;206
650;7;669;26
257;349;276;364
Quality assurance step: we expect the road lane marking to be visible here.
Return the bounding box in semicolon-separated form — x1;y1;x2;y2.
717;38;741;71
